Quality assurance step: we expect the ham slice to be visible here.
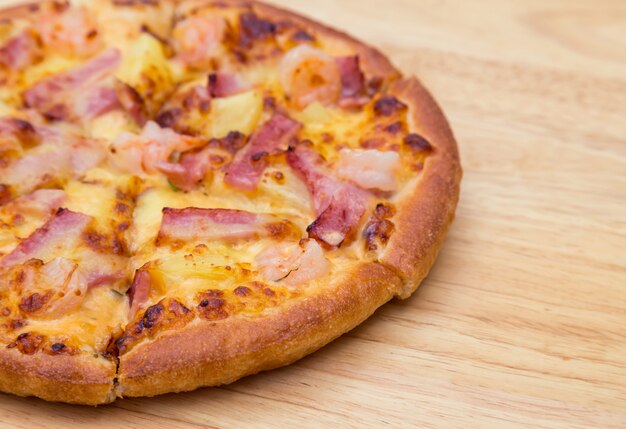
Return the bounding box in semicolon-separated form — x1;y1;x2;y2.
336;56;365;98
0;208;129;289
0;31;42;71
157;208;296;245
208;72;250;98
0;118;41;152
110;121;205;175
156;134;240;191
0;136;105;198
127;268;151;319
0;209;90;268
23;49;121;121
224;114;301;191
286;145;369;247
336;56;369;109
156;147;213;191
1;189;65;216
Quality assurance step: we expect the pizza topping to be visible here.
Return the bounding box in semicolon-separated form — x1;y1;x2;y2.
1;189;66;217
156;207;298;246
110;121;205;175
0;136;105;198
0;209;91;268
373;95;407;117
128;268;151;319
224;113;301;191
238;12;277;48
14;257;88;318
157;145;226;191
0;30;42;71
287;144;369;247
208;72;251;99
114;81;148;126
39;4;102;57
255;239;330;286
173;15;226;69
279;45;342;110
363;203;396;251
23;48;121;121
0;118;41;160
335;148;400;192
336;56;369;109
115;298;193;355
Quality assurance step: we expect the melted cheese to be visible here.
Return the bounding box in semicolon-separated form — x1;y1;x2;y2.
17;287;128;352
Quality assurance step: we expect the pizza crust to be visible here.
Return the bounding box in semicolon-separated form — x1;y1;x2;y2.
118;262;402;397
383;77;463;298
0;0;461;404
0;349;116;405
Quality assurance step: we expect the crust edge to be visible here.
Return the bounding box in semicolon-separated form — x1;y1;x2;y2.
117;262;401;397
0;349;116;405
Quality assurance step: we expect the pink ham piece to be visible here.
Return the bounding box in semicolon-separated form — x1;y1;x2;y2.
0;31;42;71
156;147;212;191
336;56;365;98
157;207;295;245
0;209;91;268
23;48;121;121
286;145;369;247
0;208;129;289
207;72;250;98
127;269;151;319
224;114;301;191
0;136;105;198
1;189;66;216
110;121;205;175
336;56;369;109
0;118;41;152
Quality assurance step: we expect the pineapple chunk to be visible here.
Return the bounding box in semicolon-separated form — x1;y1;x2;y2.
115;33;173;105
295;101;332;126
0;100;15;116
88;110;139;141
21;55;80;88
207;89;263;138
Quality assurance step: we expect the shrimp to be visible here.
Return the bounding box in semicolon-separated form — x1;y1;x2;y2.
39;6;102;58
279;45;341;110
10;257;88;319
110;121;205;175
335;148;401;192
172;15;226;69
255;239;331;287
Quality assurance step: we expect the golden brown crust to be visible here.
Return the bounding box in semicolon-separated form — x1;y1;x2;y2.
0;349;116;405
382;77;462;298
118;262;401;397
0;0;461;404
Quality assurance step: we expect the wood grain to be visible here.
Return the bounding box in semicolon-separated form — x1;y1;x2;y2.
1;0;625;427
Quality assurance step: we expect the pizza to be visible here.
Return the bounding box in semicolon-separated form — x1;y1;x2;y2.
0;0;461;404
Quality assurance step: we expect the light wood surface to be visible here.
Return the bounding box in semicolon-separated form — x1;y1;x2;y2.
1;0;625;427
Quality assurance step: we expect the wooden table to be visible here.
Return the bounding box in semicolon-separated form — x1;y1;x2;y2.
1;0;625;427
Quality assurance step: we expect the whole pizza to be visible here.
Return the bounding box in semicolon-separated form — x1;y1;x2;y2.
0;0;461;404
